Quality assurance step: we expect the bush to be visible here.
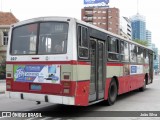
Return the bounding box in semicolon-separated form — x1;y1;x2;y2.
0;63;6;79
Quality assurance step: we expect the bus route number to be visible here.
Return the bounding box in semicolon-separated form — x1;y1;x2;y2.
11;57;17;61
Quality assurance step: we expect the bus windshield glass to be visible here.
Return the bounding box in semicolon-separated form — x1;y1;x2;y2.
11;22;68;55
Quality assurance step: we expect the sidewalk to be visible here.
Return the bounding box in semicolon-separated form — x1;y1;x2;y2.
0;80;6;94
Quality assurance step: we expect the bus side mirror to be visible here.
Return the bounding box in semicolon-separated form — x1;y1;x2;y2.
154;55;156;60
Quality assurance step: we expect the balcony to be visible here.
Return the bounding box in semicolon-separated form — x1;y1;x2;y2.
84;17;93;22
85;11;93;17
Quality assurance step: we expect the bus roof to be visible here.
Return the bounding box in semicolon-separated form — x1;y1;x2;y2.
11;16;73;27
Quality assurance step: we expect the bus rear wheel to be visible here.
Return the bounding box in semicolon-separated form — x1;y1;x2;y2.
107;79;118;106
139;78;146;92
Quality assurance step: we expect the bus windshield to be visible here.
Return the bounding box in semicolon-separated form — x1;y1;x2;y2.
11;22;68;55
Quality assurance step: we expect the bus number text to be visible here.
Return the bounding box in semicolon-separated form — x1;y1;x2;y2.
11;57;17;61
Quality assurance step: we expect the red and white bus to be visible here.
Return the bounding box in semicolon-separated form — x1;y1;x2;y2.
6;17;154;106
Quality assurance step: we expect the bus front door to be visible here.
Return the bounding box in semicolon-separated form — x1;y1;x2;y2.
149;53;153;83
89;38;105;102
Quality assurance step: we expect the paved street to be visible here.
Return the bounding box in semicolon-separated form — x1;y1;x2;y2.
0;75;160;120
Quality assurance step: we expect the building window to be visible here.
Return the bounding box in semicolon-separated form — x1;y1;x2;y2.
85;11;93;14
88;22;93;24
3;31;8;45
108;28;112;30
83;16;87;19
93;11;97;13
109;22;112;24
108;16;112;18
87;17;93;20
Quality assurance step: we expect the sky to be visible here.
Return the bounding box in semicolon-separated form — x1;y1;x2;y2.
1;0;160;49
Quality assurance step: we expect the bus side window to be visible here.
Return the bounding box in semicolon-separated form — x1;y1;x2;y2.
144;50;149;63
137;47;144;64
120;41;129;62
78;25;89;59
130;44;137;63
107;36;119;61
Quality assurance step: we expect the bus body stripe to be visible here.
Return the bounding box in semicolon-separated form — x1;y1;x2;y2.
6;60;91;65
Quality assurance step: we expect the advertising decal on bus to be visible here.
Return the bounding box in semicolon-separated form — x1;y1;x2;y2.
130;65;143;75
14;65;61;84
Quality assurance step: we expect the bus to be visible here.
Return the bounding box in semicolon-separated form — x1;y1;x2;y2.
6;16;154;106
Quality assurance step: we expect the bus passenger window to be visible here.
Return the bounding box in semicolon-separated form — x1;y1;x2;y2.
120;41;129;62
137;47;144;63
78;25;89;59
130;44;137;63
38;22;68;54
11;23;38;55
144;50;149;63
108;37;119;61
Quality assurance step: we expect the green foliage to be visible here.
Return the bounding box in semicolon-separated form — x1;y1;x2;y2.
133;39;148;46
0;58;6;74
0;63;6;74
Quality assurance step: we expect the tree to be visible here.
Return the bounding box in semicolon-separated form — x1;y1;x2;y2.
133;39;148;46
0;57;6;79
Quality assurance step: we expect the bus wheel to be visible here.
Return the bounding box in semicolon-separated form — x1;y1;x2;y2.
139;79;146;92
107;79;118;106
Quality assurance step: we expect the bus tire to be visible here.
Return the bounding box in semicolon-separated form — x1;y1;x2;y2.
139;78;146;92
107;78;118;106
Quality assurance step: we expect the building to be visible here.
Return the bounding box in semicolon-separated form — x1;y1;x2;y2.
0;12;19;63
81;7;120;35
131;13;146;41
120;17;132;40
146;30;152;49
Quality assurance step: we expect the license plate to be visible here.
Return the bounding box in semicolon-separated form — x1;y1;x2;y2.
30;84;41;90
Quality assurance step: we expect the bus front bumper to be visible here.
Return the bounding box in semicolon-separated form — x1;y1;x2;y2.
6;91;75;105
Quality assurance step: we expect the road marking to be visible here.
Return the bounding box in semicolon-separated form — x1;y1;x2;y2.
53;118;62;120
39;117;55;120
25;118;36;120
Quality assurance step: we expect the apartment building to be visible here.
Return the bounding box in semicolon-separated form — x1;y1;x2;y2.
81;7;120;35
